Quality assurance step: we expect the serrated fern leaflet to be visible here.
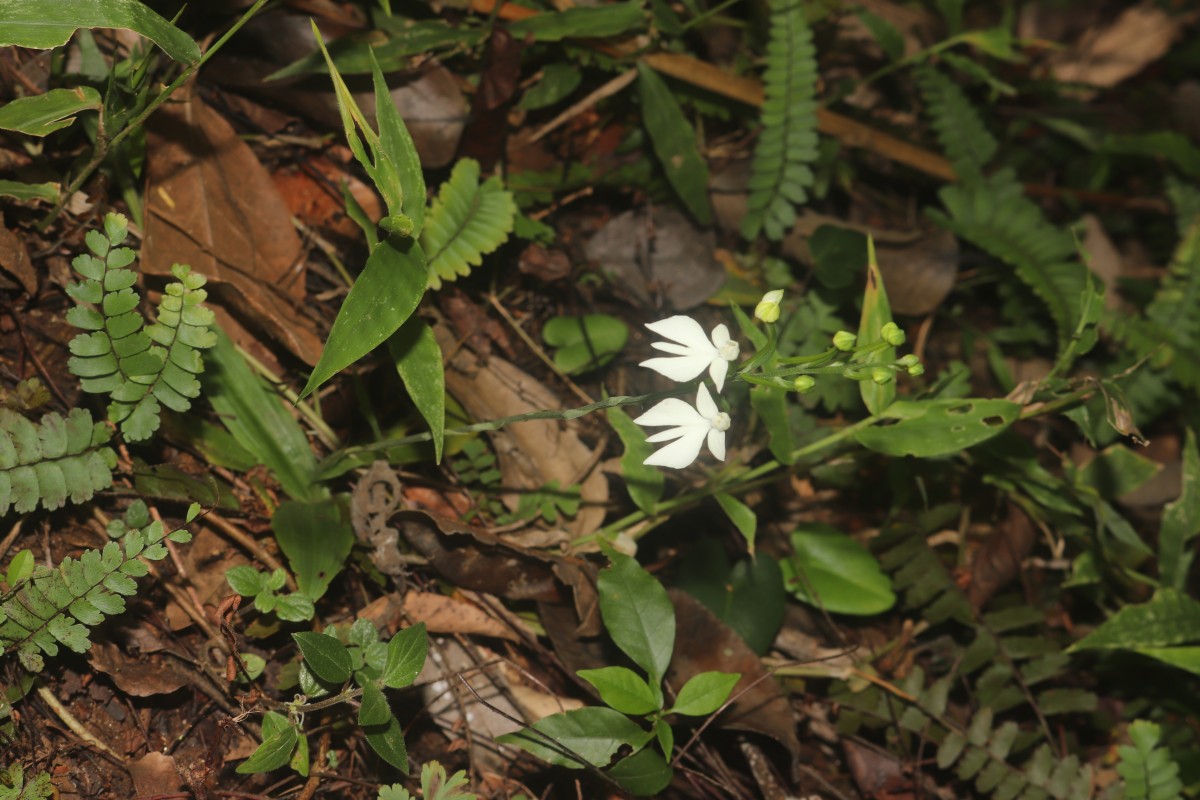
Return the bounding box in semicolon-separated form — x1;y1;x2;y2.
0;407;115;517
421;158;516;290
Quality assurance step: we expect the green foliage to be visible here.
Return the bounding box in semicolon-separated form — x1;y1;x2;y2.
0;0;201;63
542;314;628;375
378;761;476;800
0;87;102;136
272;498;355;601
421;158;516;290
0;407;116;517
606;405;664;515
1070;588;1200;676
1116;721;1183;800
226;566;315;622
781;523;895;615
0;764;53;800
0;508;191;673
67;212;216;441
741;0;819;241
854;398;1021;457
636;63;712;225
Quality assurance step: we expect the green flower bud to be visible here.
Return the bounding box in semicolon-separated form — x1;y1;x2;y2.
897;354;920;367
880;322;906;347
792;375;816;393
871;367;894;385
907;362;925;377
754;290;784;323
833;330;857;351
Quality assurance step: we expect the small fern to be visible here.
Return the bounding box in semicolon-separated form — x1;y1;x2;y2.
0;507;192;673
740;0;819;241
66;212;216;442
1116;721;1183;800
421;158;516;290
919;68;1089;354
0;407;115;517
378;761;476;800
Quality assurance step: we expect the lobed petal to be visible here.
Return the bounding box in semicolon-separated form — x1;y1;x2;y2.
639;354;712;384
709;358;729;393
695;383;718;418
651;341;701;356
634;398;704;428
646;315;711;349
710;323;732;348
644;427;708;469
707;428;726;461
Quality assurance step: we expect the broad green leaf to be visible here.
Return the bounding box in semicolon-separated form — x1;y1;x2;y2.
299;234;428;400
225;565;266;597
6;549;34;586
388;316;445;463
542;314;628;374
0;87;101;136
636;63;712;226
383;623;428;688
236;722;298;774
855;398;1020;457
668;671;739;717
782;524;895;615
521;62;582;110
273;498;354;601
598;550;675;686
750;385;795;465
714;493;757;553
606;747;673;796
0;0;201;63
1127;646;1200;677
364;714;409;771
577;666;659;716
606;405;663;515
293;632;353;684
676;541;786;655
808;225;866;290
0;178;58;202
359;681;392;726
857;236;895;414
507;3;645;41
204;328;320;501
1076;444;1162;500
1160;429;1200;590
496;707;652;768
1071;589;1200;652
268;24;483;80
274;592;316;622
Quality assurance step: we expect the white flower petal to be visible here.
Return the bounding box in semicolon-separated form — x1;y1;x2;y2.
644;427;708;469
711;323;731;348
634;398;704;428
639;354;712;384
646;425;698;443
707;428;726;461
646;316;711;349
695;383;717;418
651;342;699;356
709;358;729;393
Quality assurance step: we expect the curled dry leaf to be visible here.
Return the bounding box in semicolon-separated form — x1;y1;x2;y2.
966;502;1037;610
0;226;36;294
88;642;189;697
1049;2;1188;88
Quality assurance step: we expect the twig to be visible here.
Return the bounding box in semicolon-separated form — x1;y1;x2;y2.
528;69;638;144
486;293;594;404
36;685;123;762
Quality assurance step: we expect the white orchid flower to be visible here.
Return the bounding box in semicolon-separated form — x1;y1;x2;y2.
634;384;731;469
640;316;740;393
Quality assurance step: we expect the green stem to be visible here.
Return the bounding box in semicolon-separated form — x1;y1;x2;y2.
40;0;274;229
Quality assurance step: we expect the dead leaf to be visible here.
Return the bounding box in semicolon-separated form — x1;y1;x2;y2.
350;460;409;581
166;525;249;630
392;63;470;169
143;93;323;364
0;227;36;295
404;589;528;641
435;325;609;538
966;502;1037;610
88;642;189;697
128;752;183;797
844;739;914;800
1050;2;1186;88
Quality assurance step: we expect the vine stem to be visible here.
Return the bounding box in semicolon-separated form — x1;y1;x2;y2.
39;0;274;229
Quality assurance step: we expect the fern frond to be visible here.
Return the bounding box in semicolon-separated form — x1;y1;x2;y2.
421;159;516;290
1117;721;1183;800
740;0;819;242
0;516;191;673
0;407;115;517
916;68;997;184
66;214;215;441
1165;176;1200;234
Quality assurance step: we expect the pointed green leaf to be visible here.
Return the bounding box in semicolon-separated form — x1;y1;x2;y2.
388;316;445;463
636;63;711;226
668;670;740;717
578;666;659;716
0;0;201;62
359;680;392;726
383;622;428;688
598;549;674;686
0;87;101;136
293;632;352;684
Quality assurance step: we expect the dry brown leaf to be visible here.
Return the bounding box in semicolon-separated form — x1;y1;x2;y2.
142;94;323;364
88;642;189;697
165;526;249;630
1050;2;1185;88
966;502;1037;610
128;752;183;797
404;589;527;641
0;227;36;295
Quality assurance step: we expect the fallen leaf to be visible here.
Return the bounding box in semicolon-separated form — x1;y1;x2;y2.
966;502;1037;610
1050;2;1186;88
143;93;323;364
128;752;183;796
404;589;528;641
88;642;189;697
392;63;471;169
0;226;36;294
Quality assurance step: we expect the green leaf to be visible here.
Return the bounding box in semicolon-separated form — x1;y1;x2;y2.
364;714;409;772
598;550;675;686
781;523;895;615
291;732;310;777
421;159;516;290
370;50;426;233
808;225;867;290
236;722;298;774
359;681;392;726
1071;588;1200;666
272;497;354;601
750;384;795;465
857;237;895;415
542;314;628;374
0;179;58;202
855;398;1020;457
0;87;101;136
714;493;757;553
606;747;673;797
521;62;582;110
388;316;445;463
506;3;645;41
6;550;33;586
205;328;320;501
1076;444;1162;500
668;671;739;717
636;63;712;226
577;666;659;716
274;592;316;622
299;234;428;400
293;632;353;684
0;0;201;62
1160;429;1200;590
226;565;266;597
676;542;786;655
383;623;428;688
606;405;664;515
496;707;652;768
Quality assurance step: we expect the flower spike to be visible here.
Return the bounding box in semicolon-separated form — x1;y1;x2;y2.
634;384;730;469
639;316;740;392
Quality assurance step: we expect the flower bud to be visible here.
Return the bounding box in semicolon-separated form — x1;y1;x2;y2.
754;290;784;323
897;354;920;367
833;330;857;351
880;322;906;347
871;367;894;385
792;375;816;393
907;362;925;377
